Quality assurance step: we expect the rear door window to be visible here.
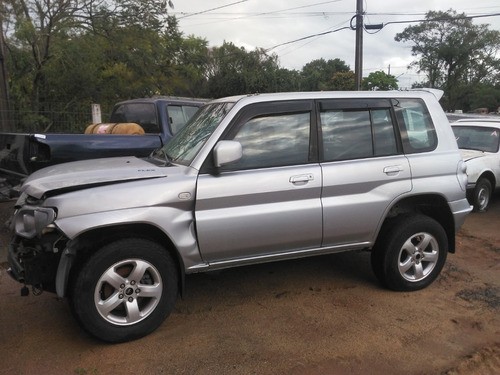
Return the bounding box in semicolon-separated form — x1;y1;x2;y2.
319;100;399;161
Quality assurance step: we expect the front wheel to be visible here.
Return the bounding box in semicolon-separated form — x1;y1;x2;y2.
471;178;492;212
371;215;448;291
70;238;178;342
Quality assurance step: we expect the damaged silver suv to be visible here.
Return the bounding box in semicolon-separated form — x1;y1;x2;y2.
7;90;472;342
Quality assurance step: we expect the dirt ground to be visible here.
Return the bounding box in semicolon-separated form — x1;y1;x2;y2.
0;195;499;375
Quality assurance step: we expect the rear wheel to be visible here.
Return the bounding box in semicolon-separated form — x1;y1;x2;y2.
472;178;492;212
70;238;178;342
371;215;448;291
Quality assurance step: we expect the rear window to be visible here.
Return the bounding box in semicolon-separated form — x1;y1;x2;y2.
452;126;500;153
110;103;158;133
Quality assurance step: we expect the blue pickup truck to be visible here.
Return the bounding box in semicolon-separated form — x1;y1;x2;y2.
0;97;206;198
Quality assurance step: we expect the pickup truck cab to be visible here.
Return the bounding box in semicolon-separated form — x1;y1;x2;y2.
452;119;500;211
0;97;206;198
7;90;472;342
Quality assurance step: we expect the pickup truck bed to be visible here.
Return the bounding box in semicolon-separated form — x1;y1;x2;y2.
0;97;206;198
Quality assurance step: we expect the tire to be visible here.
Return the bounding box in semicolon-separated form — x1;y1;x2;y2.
371;215;448;291
70;238;178;343
472;178;492;212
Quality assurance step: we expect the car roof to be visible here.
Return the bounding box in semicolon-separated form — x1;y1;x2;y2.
208;89;444;106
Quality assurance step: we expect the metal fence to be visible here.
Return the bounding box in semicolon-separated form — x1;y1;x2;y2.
0;100;112;133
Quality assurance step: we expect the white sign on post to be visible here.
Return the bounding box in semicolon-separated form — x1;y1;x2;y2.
91;104;102;124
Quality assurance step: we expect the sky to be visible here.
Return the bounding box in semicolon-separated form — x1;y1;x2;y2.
171;0;500;88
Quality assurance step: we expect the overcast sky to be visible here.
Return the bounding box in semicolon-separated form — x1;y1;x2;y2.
172;0;500;88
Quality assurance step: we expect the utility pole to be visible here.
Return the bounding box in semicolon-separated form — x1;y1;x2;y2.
354;0;364;91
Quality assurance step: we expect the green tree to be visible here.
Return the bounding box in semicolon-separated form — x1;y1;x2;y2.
395;9;500;111
3;0;175;131
331;71;356;91
300;58;350;91
470;84;500;113
172;35;209;97
273;68;302;92
205;42;283;98
362;71;398;90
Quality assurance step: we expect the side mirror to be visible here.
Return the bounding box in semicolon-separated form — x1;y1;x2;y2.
213;141;242;167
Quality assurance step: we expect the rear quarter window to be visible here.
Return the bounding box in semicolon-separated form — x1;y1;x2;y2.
394;98;437;153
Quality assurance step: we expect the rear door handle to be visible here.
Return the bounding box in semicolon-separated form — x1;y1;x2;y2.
383;166;403;175
289;174;314;184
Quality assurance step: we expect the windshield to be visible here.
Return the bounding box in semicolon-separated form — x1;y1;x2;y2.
452;125;500;153
161;102;235;165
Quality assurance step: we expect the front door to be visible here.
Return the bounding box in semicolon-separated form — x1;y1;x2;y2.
195;101;322;262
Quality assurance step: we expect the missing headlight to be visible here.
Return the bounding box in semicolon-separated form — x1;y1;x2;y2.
14;206;57;239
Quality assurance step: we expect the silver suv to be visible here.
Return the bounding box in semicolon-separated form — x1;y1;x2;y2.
7;90;472;342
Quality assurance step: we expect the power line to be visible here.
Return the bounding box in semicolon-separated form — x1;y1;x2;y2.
383;12;500;27
176;0;344;25
176;12;352;20
265;25;351;52
276;20;351;58
266;11;500;53
176;5;500;22
176;7;500;20
177;0;249;20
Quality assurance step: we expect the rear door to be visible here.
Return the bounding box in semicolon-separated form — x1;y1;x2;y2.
195;100;323;262
318;99;412;247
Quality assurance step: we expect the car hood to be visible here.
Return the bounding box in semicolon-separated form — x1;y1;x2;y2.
20;156;168;199
460;149;486;162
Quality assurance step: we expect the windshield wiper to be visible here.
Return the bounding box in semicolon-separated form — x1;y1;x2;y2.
150;148;172;166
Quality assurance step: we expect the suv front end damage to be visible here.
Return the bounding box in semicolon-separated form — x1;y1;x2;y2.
7;199;68;295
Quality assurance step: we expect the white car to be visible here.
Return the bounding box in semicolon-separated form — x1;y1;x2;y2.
452;119;500;211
